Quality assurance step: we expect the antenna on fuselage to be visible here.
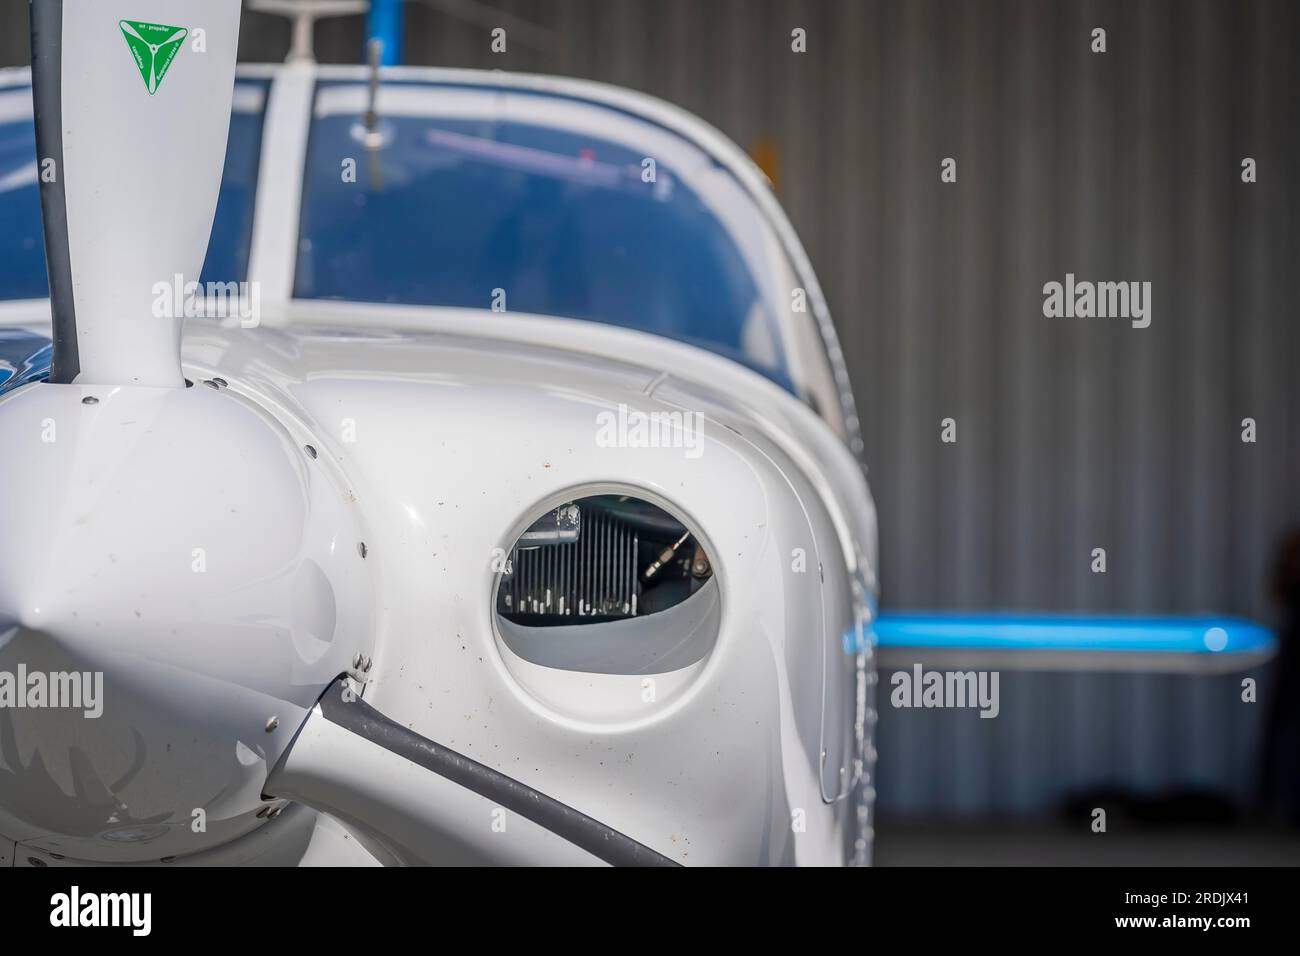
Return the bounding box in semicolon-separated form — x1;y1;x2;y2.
361;37;388;188
363;36;384;144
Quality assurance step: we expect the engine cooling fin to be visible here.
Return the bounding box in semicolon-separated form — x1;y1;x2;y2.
497;495;711;626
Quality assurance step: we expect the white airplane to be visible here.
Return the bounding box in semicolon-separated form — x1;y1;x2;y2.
0;0;878;865
1;0;1273;870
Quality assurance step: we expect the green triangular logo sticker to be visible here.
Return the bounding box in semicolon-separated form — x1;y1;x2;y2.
119;20;188;95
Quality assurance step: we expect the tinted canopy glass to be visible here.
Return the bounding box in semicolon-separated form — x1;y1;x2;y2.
295;83;795;390
0;80;267;302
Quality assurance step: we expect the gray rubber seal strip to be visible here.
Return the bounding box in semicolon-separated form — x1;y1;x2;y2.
29;0;79;384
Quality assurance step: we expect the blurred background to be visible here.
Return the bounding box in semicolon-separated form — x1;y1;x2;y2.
2;0;1298;863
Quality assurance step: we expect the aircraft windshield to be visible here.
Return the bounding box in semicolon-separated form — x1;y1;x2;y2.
295;83;796;391
0;86;48;301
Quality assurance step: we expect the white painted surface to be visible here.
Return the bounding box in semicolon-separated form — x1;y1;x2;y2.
0;381;375;861
56;1;241;386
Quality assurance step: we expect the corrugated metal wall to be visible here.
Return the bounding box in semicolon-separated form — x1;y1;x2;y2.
878;667;1266;816
3;0;1295;817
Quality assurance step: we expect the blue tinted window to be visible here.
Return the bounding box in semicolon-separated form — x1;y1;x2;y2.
295;85;793;389
0;81;266;302
0;89;47;301
200;80;270;284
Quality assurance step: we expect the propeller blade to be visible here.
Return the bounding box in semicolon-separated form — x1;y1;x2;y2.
117;20;146;44
30;0;242;386
265;679;680;867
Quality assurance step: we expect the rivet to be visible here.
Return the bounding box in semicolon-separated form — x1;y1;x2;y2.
304;444;317;459
211;377;228;388
81;396;98;405
27;857;46;867
265;716;279;733
358;542;368;559
202;379;220;390
160;856;176;863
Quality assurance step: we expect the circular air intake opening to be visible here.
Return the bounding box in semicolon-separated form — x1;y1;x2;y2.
493;494;720;720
